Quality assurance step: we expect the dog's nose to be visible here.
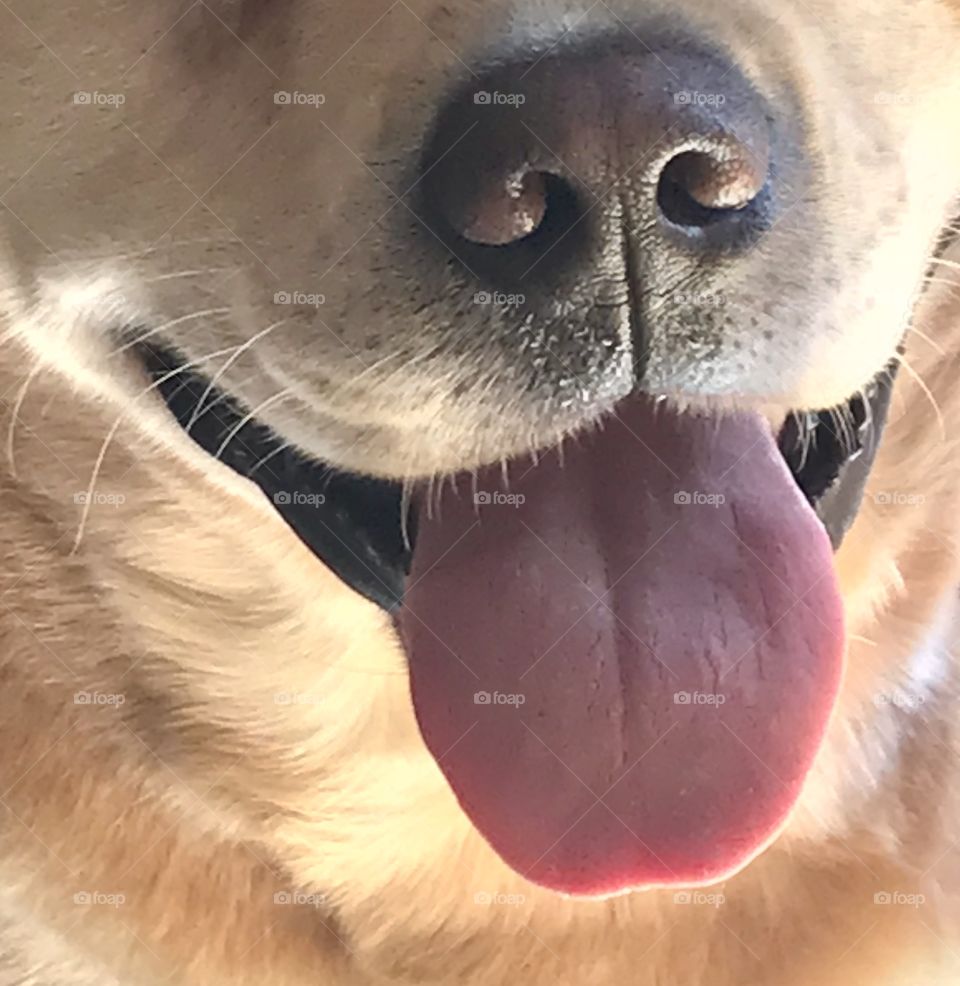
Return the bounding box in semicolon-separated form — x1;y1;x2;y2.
422;39;774;275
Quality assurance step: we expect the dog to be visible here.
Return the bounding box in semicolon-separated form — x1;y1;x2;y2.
1;0;959;982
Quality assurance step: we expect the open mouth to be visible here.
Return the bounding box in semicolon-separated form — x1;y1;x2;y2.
141;343;895;897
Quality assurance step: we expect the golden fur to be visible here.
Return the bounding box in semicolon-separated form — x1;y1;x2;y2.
1;1;960;982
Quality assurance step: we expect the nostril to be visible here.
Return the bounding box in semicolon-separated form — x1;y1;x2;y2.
442;169;582;251
455;169;548;247
656;147;767;230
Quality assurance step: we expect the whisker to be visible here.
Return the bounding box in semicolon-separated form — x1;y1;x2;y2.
81;236;237;265
108;307;232;357
72;343;245;553
400;479;415;552
247;440;290;476
213;388;293;461
5;360;44;479
185;319;287;434
898;352;946;442
322;349;405;404
921;275;960;293
904;324;946;356
142;267;235;284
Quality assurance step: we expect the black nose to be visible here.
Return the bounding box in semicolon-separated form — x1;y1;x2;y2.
421;37;775;294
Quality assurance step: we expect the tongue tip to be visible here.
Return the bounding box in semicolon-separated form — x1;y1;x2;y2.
520;810;798;899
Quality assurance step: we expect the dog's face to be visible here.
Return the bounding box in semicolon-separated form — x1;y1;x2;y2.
5;0;960;905
6;0;960;474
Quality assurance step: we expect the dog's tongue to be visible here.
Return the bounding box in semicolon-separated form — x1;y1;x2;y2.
398;400;844;897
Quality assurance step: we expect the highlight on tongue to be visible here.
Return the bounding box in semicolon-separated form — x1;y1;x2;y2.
398;402;845;897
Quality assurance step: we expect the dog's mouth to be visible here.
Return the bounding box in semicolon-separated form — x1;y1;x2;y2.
141;344;894;897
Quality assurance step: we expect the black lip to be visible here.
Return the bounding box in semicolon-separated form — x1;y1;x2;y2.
139;344;411;611
140;342;894;612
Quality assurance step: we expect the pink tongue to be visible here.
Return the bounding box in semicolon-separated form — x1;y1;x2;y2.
398;401;844;897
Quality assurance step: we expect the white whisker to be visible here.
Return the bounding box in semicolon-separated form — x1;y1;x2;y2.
5;361;44;479
213;388;292;461
905;324;946;356
248;440;290;476
185;319;287;434
72;344;245;553
108;307;232;357
899;352;946;442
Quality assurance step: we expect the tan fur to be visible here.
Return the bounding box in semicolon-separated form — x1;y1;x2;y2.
1;1;960;983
